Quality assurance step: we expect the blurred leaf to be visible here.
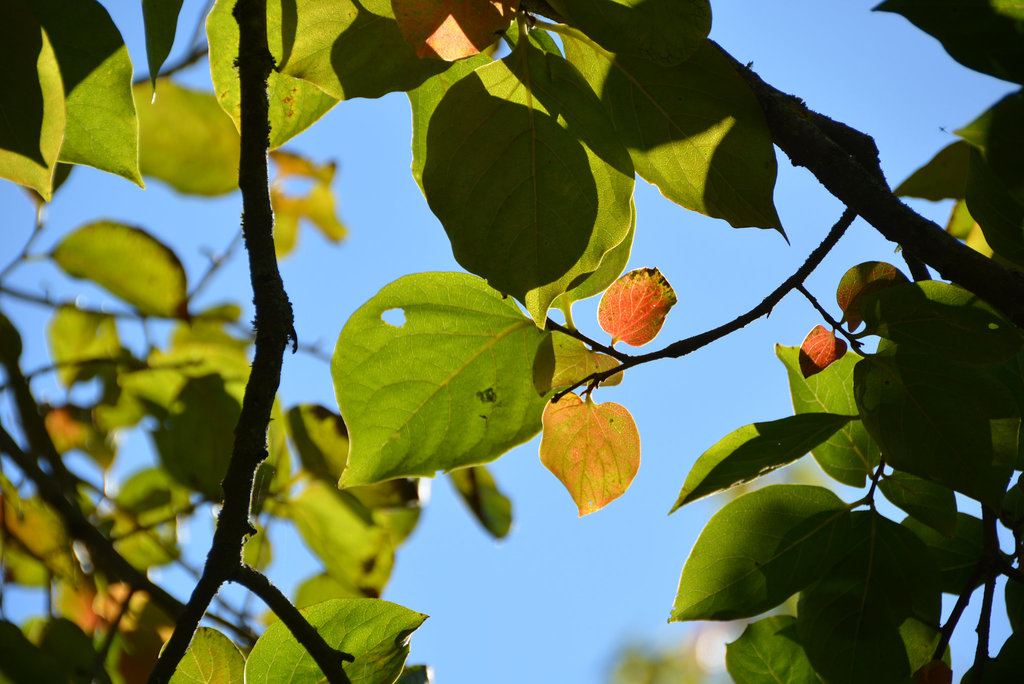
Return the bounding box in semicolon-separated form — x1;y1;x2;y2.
396;666;432;684
561;33;782;232
242;527;272;571
598;267;677;347
0;0;65;200
449;465;512;538
294;573;363;609
27;617;105;684
836;261;909;329
0;620;68;682
332;272;549;486
109;468;190;568
392;0;515;60
532;331;622;396
135;78;239;195
52;222;189;318
1;486;80;583
245;599;427;684
270;150;347;257
894;140;970;201
142;0;184;90
945;199;998;260
671;484;851;621
169;627;244;684
44;404;116;469
879;470;957;538
726;615;820;684
47;306;121;387
777;346;879;487
964;145;1024;268
421;42;634;324
902;513;983;594
672;413;853;510
799;325;848;378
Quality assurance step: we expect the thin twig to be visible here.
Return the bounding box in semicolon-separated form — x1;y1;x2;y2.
544;320;629;362
795;283;864;353
0;284;138;319
189;230;243;302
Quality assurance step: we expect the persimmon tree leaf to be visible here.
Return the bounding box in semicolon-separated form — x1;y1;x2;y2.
671;484;852;621
671;413;853;510
286;404;349;482
964;145;1024;268
894;140;970;201
561;33;782;232
276;0;446;100
269;150;347;256
245;598;427;684
207;0;339;149
725;615;819;684
0;0;65;201
777;346;878;487
142;0;183;90
392;0;516;60
449;465;512;538
878;471;957;538
553;198;636;310
332;272;549;486
835;261;909;329
46;306;121;387
421;40;635;324
52;222;188;318
532;331;622;395
539;393;640;516
799;325;847;378
598;267;676;346
547;0;711;65
169;627;244;684
902;513;983;594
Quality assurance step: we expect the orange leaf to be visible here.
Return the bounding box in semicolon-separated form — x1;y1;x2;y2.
392;0;518;61
598;267;677;346
798;325;847;378
539;393;640;516
835;261;908;328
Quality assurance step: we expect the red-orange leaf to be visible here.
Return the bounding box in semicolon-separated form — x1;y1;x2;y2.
598;267;677;346
392;0;518;61
836;261;908;328
539;393;640;516
798;325;847;378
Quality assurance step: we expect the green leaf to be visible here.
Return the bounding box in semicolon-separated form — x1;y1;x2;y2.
776;346;879;487
797;513;940;684
169;627;244;684
725;616;820;684
135;79;240;195
671;413;853;511
0;0;65;201
875;0;1024;84
0;620;69;683
245;599;427;684
52;221;188;318
902;513;983;594
858;281;1024;364
396;666;432;684
26;617;103;683
1006;576;1024;633
47;305;121;387
421;42;635;324
855;352;1018;507
671;484;852;621
552;198;636;310
286;404;349;482
332;272;550;486
294;573;363;610
142;0;184;90
286;481;394;597
546;0;711;65
894;140;971;201
110;468;191;568
964;144;1024;268
276;0;446;100
207;0;339;149
561;34;782;232
532;331;623;396
878;470;957;538
44;404;116;468
449;465;512;538
33;0;142;185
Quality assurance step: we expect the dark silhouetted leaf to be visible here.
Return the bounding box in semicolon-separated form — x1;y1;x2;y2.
879;470;957;538
964;145;1024;268
894;140;970;201
902;513;983;594
142;0;184;90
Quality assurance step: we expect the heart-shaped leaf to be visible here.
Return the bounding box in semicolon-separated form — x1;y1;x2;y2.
836;261;908;328
799;325;847;378
392;0;517;60
598;267;676;346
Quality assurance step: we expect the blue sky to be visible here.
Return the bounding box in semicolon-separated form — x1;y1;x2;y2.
0;1;1017;681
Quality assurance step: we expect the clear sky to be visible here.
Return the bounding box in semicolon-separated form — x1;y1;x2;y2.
0;1;1017;682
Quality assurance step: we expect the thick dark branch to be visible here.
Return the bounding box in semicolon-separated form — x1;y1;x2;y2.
233;565;354;681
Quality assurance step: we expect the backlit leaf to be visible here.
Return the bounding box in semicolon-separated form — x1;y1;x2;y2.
392;0;517;60
598;267;676;346
169;627;244;684
270;150;347;257
47;305;121;387
671;484;851;621
552;198;636;310
52;222;188;318
835;261;909;329
142;0;184;89
532;331;622;395
421;40;635;324
44;404;116;469
561;33;782;232
539;393;640;516
286;404;349;482
799;325;847;378
960;90;1024;201
245;599;426;684
672;413;853;510
726;616;819;684
332;272;549;486
894;140;970;201
449;465;512;538
878;471;957;538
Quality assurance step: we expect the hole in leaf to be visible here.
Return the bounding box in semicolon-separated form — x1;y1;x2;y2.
381;308;406;327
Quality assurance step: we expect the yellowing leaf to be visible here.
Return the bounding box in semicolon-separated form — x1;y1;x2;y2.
270;150;347;257
539;393;640;516
835;261;908;328
598;267;676;346
393;0;517;60
798;325;847;378
533;331;622;395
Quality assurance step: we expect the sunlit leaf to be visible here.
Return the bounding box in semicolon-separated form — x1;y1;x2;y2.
964;145;1024;268
945;199;997;260
0;485;80;583
553;198;636;310
245;599;427;684
392;0;516;60
776;346;879;487
725;616;819;684
332;272;549;486
421;40;635;324
47;305;122;387
270;150;347;257
539;393;640;516
286;404;349;482
671;484;851;621
902;513;983;594
449;465;512;538
798;325;847;378
894;140;970;201
671;413;853;510
52;221;188;318
169;627;244;684
135;79;239;195
598;267;676;346
532;331;622;395
835;261;909;329
207;0;339;149
0;0;65;201
142;0;184;89
878;470;957;538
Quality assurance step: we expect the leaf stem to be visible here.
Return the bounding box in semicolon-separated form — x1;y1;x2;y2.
795;283;863;353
